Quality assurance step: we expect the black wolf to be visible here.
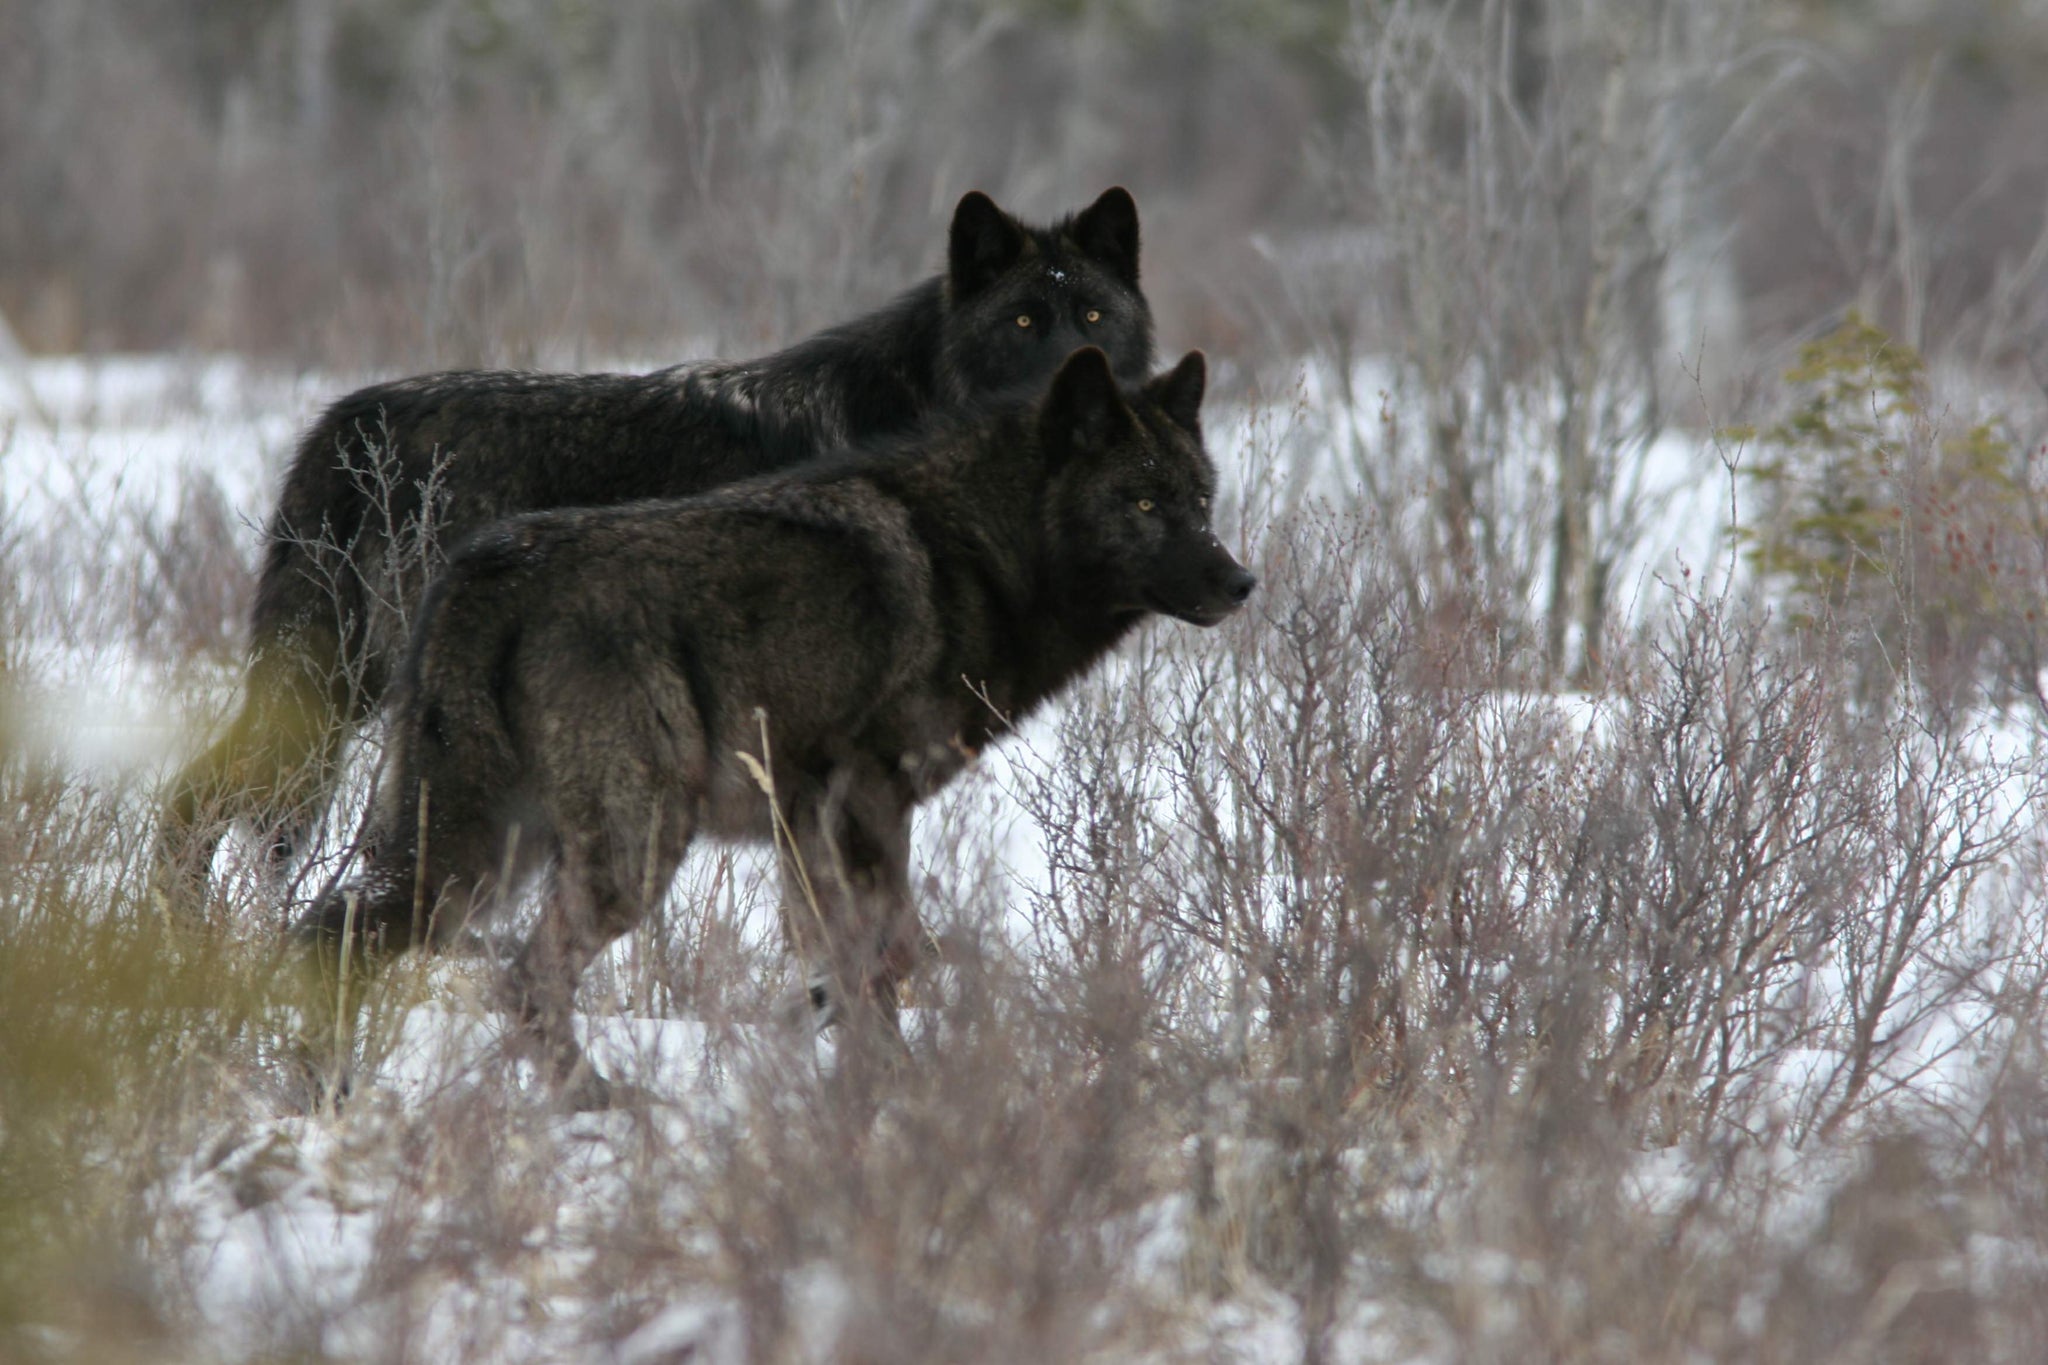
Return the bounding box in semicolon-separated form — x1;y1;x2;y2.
297;346;1253;1108
155;188;1155;910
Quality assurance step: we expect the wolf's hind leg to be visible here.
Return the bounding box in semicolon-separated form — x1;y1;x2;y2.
286;793;528;1108
500;809;690;1110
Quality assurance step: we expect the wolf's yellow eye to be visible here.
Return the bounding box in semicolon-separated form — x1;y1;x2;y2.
1137;498;1155;513
1016;314;1032;328
1085;309;1102;324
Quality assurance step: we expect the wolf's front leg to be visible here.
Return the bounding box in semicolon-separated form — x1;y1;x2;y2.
779;776;923;1050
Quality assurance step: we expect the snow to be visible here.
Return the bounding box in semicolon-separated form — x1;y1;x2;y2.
3;353;315;518
163;1005;745;1361
7;352;2043;1361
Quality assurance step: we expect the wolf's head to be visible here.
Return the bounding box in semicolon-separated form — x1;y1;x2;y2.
1039;346;1254;629
940;188;1156;403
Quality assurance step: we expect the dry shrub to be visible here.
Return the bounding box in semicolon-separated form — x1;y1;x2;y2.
4;407;2048;1361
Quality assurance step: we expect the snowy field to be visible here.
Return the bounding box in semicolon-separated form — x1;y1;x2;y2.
5;353;2047;1361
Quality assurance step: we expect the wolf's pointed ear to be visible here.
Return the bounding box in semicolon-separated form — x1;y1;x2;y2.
1069;187;1140;285
1144;350;1206;434
1041;347;1130;464
950;191;1030;300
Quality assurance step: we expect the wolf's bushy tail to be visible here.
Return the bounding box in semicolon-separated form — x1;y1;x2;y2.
150;508;377;919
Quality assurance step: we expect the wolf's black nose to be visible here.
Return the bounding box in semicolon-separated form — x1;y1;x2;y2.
1224;567;1257;604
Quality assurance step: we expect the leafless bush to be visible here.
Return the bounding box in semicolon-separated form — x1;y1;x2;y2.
1267;0;1763;678
129;473;250;666
907;477;2043;1356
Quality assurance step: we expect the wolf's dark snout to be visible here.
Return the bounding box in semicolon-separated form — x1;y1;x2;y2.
1172;543;1254;625
1204;541;1255;610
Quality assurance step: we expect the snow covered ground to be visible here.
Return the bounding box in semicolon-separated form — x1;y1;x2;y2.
6;352;2044;1361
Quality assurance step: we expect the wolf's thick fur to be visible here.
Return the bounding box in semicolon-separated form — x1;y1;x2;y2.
298;347;1253;1108
156;188;1156;908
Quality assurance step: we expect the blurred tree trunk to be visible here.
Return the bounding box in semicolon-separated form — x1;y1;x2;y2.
1545;60;1626;686
293;0;332;145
